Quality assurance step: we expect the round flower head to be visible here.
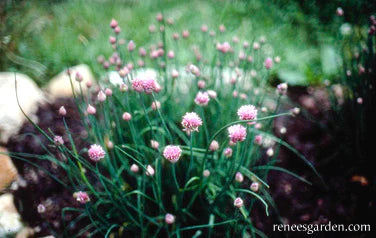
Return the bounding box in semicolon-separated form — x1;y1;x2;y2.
165;213;175;224
171;69;179;78
75;191;90;204
181;112;202;134
264;57;273;69
336;7;344;16
146;165;155;176
151;101;161;110
97;90;107;102
59;106;67;116
266;148;274;157
122;112;132;121
87;104;96;115
167;50;175;59
130;164;139;173
189;64;200;76
88;144;106;162
75;72;83;82
250;182;260;192
234;197;244;208
254;135;263;145
105;88;113;96
203;169;210;177
228;124;247;143
151;140;159;149
207;90;217;99
163;145;182;163
37;204;46;214
54;136;64;146
209;140;219;151
357;97;363;104
132;78;144;92
110;19;118;28
235;172;244;183
127;40;136;52
141;78;157;94
194;91;210;106
237;105;257;124
224;147;233;158
277;83;288;95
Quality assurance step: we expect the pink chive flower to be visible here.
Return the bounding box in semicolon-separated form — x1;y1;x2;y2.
109;36;116;44
127;40;136;52
122;112;132;121
336;7;344;16
181;112;203;134
189;64;200;77
234;197;244;208
250;182;260;192
224;147;233;157
131;78;144;92
167;50;175;59
194;91;210;106
86;80;92;88
151;101;161;111
165;213;175;224
75;72;83;82
87;104;96;115
203;169;210;177
207;90;217;99
151;140;159;149
76;191;90;204
357;97;363;104
197;80;206;89
235;172;244;183
114;26;121;34
54;136;64;146
163;145;182;163
142;78;157;94
277;83;288;95
228;124;247;143
139;48;147;57
156;13;163;21
97;90;107;102
253;42;260;50
171;69;179;78
59;106;67;116
209;140;219;151
146;165;155;176
237;105;257;122
120;83;128;92
201;24;208;32
105;88;113;96
182;30;190;38
264;57;273;69
110;19;118;28
219;24;226;32
254;135;263;145
88;144;106;162
130;164;139;173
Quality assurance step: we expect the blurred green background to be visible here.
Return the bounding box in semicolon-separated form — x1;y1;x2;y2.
1;0;374;86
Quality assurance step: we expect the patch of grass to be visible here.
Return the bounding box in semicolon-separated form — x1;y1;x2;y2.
1;0;354;85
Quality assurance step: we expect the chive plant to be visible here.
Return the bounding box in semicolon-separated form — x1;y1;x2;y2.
13;13;317;238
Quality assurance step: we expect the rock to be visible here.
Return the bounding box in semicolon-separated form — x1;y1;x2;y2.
46;64;95;97
0;193;23;236
0;72;47;143
0;147;18;191
15;227;34;238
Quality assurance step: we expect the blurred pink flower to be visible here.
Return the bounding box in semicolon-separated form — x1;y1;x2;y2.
234;197;243;208
181;112;202;134
228;124;247;143
209;140;219;151
76;191;90;204
165;213;175;224
88;144;105;162
194;91;210;106
163;145;182;163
